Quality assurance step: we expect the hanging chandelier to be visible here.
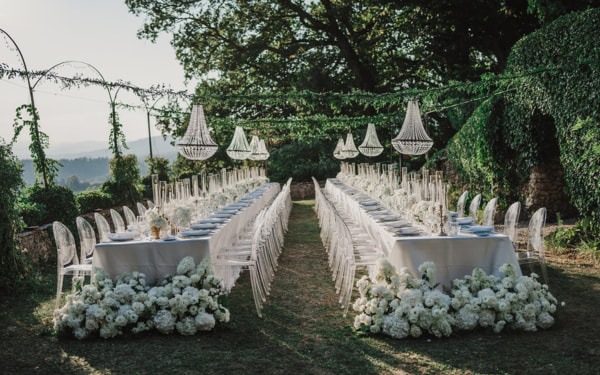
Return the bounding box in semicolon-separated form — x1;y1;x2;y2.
333;138;346;159
176;104;218;160
392;100;433;156
248;135;269;161
341;132;360;158
226;126;252;160
358;123;384;157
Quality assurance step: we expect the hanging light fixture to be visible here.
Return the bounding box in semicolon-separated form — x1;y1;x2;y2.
248;135;269;161
226;126;252;160
358;123;384;157
257;139;270;160
392;100;433;155
176;104;218;160
333;138;346;159
341;132;360;158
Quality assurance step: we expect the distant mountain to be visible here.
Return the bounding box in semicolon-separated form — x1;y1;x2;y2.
19;135;179;186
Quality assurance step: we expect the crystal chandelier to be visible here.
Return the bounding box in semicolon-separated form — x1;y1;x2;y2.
392;100;433;155
358;123;384;157
333;138;346;159
176;104;218;160
226;126;252;160
248;135;269;161
341;132;359;158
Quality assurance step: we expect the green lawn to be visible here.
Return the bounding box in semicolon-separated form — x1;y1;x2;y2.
1;201;599;374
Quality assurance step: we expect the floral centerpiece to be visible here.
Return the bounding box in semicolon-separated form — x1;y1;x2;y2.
145;207;168;239
352;259;561;339
53;256;230;339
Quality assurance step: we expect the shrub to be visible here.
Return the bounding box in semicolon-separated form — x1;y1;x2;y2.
0;141;27;292
19;184;79;228
102;155;142;206
76;189;113;214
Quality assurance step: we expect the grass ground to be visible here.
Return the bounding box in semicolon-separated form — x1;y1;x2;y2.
1;200;600;374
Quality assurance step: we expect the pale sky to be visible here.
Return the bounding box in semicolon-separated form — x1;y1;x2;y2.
0;0;192;158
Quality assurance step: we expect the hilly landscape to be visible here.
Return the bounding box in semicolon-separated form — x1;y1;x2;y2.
19;135;178;188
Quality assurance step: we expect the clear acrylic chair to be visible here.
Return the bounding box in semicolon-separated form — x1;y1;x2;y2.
482;197;498;226
504;202;521;245
53;221;92;309
76;216;96;264
110;209;126;233
469;194;482;220
147;200;155;209
136;202;147;217
518;207;549;285
456;191;469;218
94;213;112;242
122;206;137;227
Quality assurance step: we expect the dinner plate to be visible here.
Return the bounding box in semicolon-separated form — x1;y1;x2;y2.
162;236;177;241
191;223;218;230
212;213;233;218
384;220;412;228
360;201;379;206
198;218;227;224
377;215;401;222
108;232;136;241
179;230;210;237
398;226;420;235
457;217;474;225
364;206;384;212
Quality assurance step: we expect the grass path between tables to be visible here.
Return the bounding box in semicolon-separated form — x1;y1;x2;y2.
1;200;600;374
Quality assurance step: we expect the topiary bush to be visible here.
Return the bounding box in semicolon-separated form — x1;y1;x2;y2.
76;189;113;214
102;154;142;206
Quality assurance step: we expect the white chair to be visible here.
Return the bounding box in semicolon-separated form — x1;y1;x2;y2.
518;207;549;285
146;200;155;209
136;202;147;217
482;197;498;226
469;194;482;220
94;213;112;242
75;216;96;264
110;209;126;233
53;221;92;309
122;206;137;227
456;191;469;218
504;202;521;245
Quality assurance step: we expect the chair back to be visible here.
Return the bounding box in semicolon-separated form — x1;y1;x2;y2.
469;194;482;220
136;202;147;217
147;200;155;209
76;216;96;261
482;198;498;226
110;209;126;233
53;221;79;267
504;202;521;244
123;206;137;227
94;213;112;242
527;207;547;255
456;191;468;218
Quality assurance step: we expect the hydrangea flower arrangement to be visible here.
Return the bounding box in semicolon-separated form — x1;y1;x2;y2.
352;259;560;339
54;256;230;339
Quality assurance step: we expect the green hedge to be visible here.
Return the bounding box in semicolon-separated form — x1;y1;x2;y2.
504;8;600;226
76;189;113;214
440;8;600;226
268;140;340;183
19;184;79;228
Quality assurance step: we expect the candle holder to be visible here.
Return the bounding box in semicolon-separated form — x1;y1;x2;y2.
438;203;447;236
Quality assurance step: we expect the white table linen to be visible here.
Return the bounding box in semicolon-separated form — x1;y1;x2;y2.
93;183;280;287
325;178;521;289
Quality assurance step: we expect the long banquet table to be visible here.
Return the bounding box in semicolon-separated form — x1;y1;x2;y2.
93;183;280;287
325;178;521;289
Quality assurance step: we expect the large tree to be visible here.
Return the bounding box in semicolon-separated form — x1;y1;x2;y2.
125;0;551;93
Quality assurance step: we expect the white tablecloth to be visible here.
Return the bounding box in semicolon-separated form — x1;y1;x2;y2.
94;183;280;286
325;178;521;289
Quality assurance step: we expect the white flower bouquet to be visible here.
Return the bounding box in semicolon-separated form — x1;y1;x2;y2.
54;256;229;339
145;207;168;230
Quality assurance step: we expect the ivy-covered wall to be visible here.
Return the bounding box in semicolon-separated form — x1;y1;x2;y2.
441;8;600;225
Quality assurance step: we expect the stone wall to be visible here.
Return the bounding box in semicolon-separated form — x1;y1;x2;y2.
522;158;577;221
19;224;54;264
290;181;316;201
